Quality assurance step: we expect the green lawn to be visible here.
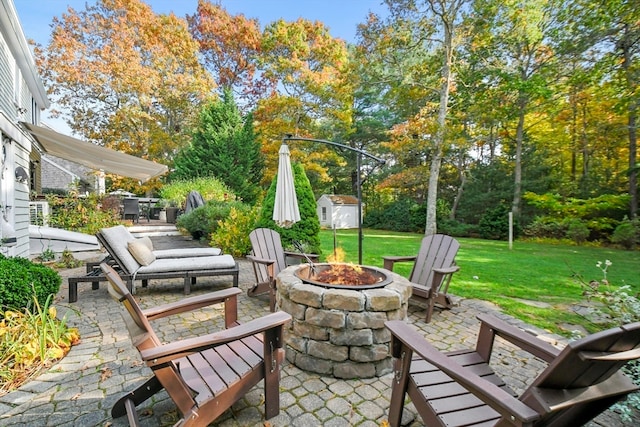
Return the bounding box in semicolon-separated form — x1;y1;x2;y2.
318;228;640;336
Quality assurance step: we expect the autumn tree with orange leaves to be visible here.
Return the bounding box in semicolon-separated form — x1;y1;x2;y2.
188;0;269;106
255;18;354;192
37;0;215;192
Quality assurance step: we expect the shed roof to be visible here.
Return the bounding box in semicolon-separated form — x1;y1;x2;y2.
321;195;359;205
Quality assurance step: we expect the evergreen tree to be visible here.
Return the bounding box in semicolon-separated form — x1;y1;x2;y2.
172;89;264;204
256;163;322;254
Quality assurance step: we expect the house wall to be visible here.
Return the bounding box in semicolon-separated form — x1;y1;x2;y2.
317;196;333;228
41;155;94;194
316;195;360;229
0;0;50;258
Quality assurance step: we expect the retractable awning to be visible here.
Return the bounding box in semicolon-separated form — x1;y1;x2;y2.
21;122;169;183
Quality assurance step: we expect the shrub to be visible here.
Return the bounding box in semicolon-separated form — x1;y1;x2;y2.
523;216;567;239
0;255;61;310
255;163;321;254
159;176;235;208
611;217;640;250
364;198;425;232
0;293;80;394
46;194;121;235
478;203;516;240
211;205;259;257
437;219;479;237
565;219;590;245
177;200;247;240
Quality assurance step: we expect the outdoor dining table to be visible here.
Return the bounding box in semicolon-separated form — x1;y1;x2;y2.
137;197;159;221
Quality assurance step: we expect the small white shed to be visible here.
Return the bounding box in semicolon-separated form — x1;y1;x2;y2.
317;194;360;229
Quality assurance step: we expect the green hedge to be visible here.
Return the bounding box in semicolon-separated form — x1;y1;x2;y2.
0;255;61;311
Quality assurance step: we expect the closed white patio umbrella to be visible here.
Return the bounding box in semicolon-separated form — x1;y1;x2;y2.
273;143;300;228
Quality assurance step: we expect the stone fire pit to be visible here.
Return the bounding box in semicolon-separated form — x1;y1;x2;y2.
276;264;412;379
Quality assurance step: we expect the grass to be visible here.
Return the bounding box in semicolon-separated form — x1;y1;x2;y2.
318;228;640;336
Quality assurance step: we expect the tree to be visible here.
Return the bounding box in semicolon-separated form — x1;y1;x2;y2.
256;163;322;254
356;0;469;235
564;0;639;218
255;18;353;193
467;0;559;219
172;89;264;204
188;0;269;105
37;0;215;185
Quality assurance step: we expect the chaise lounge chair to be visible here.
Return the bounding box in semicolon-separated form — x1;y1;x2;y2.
101;263;292;426
386;313;640;427
67;225;239;302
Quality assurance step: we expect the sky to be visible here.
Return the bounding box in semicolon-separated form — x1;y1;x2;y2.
14;0;387;46
13;0;387;133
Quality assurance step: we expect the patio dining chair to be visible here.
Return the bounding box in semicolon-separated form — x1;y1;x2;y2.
122;198;140;223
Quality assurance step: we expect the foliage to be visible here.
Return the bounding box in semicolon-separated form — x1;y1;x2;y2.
565;219;590;245
364;198;426;232
478;203;516;240
177;200;248;241
524;192;630;220
523;192;631;242
159;177;234;208
210;205;260;257
38;0;214;176
187;1;266;104
45;194;121;235
254;17;353;190
39;247;56;262
0;255;61;311
255;163;322;254
436;219;480;238
172;90;264;204
54;250;84;269
0;293;80;395
611;217;640;250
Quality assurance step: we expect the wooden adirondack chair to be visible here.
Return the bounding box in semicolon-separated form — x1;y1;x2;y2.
247;228;318;311
383;234;460;322
100;263;291;427
386;314;640;427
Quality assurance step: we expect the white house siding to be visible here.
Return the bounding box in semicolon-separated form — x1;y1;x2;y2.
1;112;33;257
317;194;360;229
0;36;14;114
0;0;50;258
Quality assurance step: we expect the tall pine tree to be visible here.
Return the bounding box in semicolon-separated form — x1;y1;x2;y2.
172;89;264;204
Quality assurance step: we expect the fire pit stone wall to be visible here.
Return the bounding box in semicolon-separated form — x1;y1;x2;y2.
276;264;413;379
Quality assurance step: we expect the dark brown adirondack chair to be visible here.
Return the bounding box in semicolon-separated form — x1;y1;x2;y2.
383;234;460;322
100;263;292;427
386;313;640;427
247;228;318;311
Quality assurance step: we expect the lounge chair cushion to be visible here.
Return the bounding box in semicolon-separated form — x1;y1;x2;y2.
138;236;154;251
101;225;140;273
128;239;156;266
136;254;236;274
153;247;222;258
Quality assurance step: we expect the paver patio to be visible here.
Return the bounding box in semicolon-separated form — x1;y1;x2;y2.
0;233;631;426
